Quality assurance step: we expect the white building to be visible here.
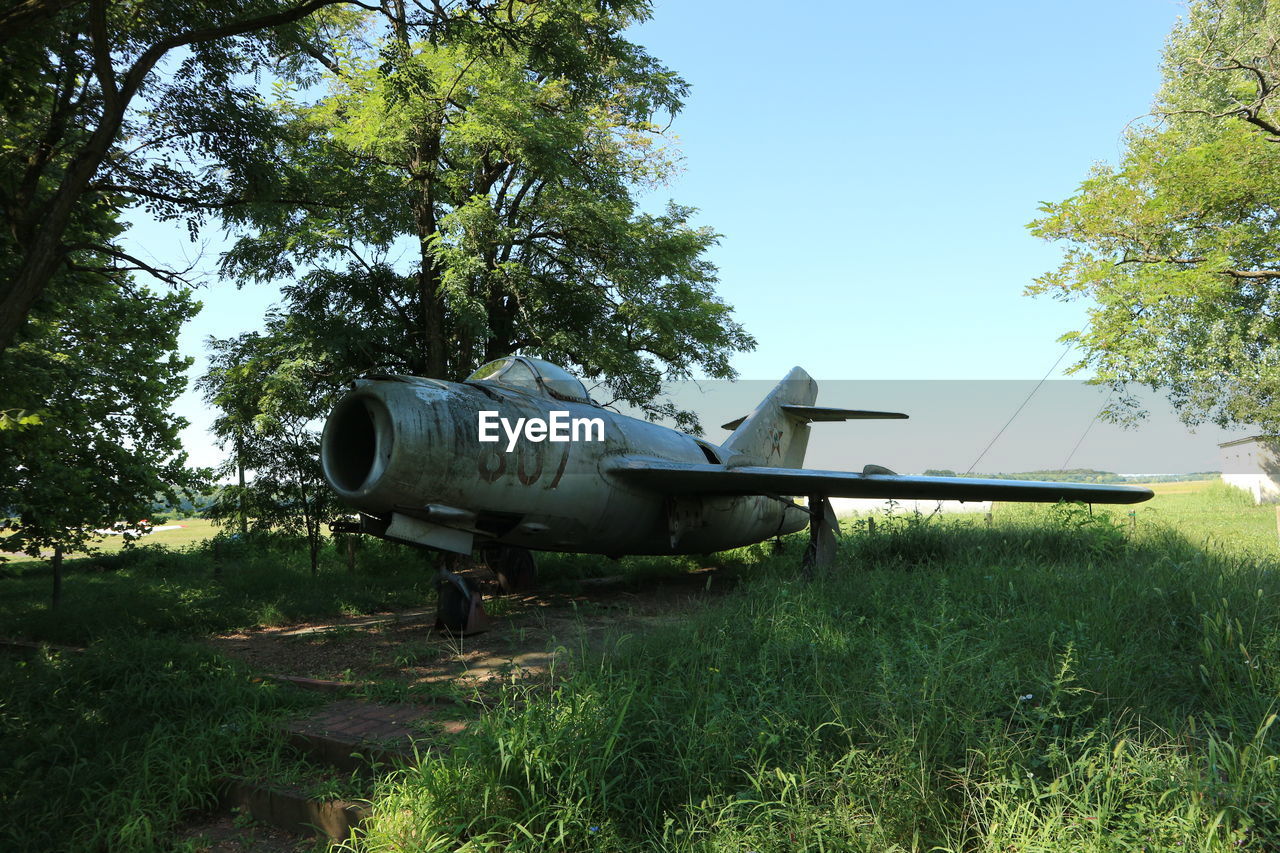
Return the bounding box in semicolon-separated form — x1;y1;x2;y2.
1219;435;1280;503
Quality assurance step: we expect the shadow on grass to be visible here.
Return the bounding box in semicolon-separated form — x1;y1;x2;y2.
1;533;719;647
0;636;319;853
8;511;1280;850
354;510;1280;852
0;533;443;645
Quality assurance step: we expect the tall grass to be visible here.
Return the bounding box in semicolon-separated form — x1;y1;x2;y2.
0;637;316;852
349;507;1280;851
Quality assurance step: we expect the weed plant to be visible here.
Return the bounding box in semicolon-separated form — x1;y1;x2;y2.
348;506;1280;852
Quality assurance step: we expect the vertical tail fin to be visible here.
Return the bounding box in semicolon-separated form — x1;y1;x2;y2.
721;367;818;468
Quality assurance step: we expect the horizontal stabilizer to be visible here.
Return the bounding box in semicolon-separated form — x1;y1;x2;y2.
780;405;909;421
608;458;1153;505
720;406;908;431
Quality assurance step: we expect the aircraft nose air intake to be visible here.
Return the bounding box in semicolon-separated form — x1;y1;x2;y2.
321;393;393;495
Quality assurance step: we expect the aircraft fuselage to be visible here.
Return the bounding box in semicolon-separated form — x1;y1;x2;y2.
321;375;808;556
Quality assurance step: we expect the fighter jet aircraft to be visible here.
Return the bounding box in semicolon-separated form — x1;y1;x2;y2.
321;356;1153;631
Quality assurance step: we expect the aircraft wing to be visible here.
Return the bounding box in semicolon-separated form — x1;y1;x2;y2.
608;459;1154;504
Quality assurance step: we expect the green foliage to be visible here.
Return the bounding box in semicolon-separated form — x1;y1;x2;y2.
0;534;437;645
967;469;1126;483
198;329;339;573
0;409;42;430
4;484;1280;849
0;0;385;350
221;0;753;428
1029;0;1280;432
0;272;203;560
1131;470;1221;484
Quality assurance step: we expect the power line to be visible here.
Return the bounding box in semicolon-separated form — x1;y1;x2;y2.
965;342;1073;475
1061;387;1114;470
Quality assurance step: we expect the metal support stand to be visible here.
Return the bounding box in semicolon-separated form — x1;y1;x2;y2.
435;564;490;635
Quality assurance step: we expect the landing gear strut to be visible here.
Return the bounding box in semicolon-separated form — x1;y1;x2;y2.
801;495;838;578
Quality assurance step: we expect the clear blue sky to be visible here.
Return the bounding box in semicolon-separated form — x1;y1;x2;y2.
124;0;1204;471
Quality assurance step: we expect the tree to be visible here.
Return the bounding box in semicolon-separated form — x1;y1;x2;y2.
1029;0;1280;431
199;327;339;575
0;0;520;354
0;267;200;604
220;0;753;429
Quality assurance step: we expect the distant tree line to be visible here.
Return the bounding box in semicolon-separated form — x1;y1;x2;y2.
922;469;1221;484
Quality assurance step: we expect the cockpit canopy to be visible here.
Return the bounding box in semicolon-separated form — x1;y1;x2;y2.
466;356;595;405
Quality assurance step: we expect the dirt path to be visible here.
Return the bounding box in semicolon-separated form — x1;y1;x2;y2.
208;567;732;697
177;568;735;850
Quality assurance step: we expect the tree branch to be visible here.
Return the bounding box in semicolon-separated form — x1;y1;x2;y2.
90;181;341;211
301;43;343;75
118;0;366;108
87;0;120;115
1116;254;1280;279
0;0;84;43
67;243;198;287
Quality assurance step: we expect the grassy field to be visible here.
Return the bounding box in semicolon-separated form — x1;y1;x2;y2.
1129;479;1280;557
5;482;1280;851
0;516;221;563
351;483;1280;852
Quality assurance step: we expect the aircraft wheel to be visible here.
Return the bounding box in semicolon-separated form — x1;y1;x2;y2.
493;547;537;594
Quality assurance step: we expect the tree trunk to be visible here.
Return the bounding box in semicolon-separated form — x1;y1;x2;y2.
416;252;446;377
407;82;445;376
295;468;319;577
0;110;126;352
0;0;363;355
485;293;517;362
236;431;248;536
308;526;319;577
50;544;63;608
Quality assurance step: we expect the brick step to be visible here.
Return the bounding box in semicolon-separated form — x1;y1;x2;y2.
261;673;483;708
217;777;369;842
213;697;475;841
283;698;470;772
